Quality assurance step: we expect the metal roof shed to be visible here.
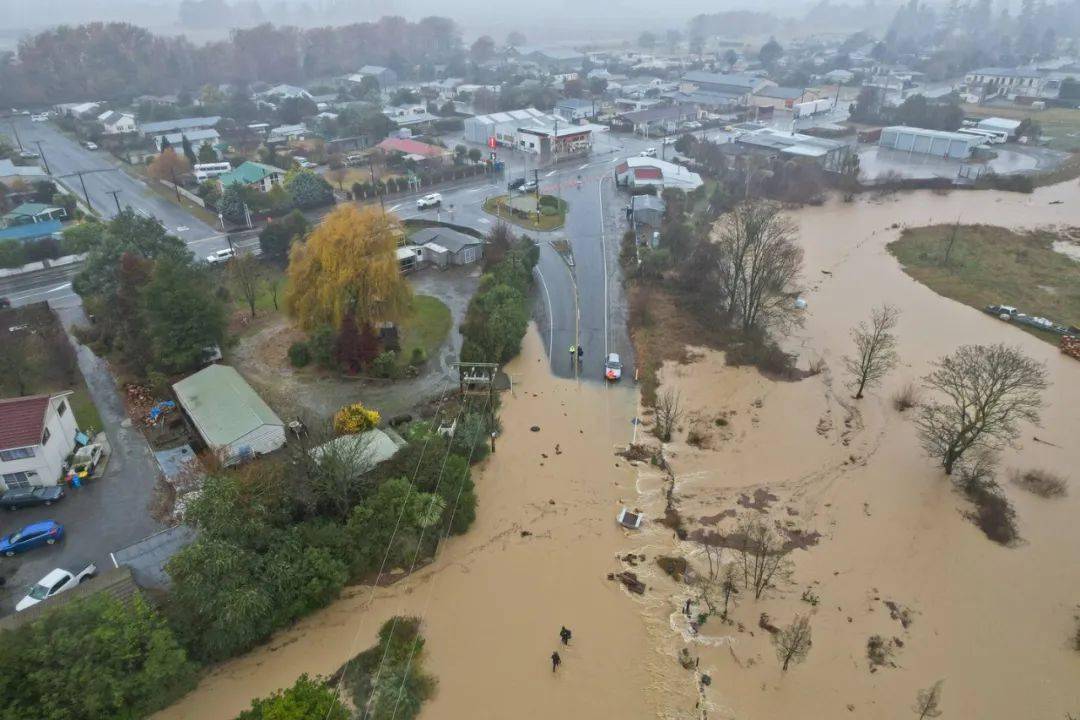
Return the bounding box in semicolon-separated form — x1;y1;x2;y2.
172;364;285;465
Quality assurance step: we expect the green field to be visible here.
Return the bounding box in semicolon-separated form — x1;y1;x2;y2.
962;104;1080;152
397;294;452;366
483;194;567;231
888;224;1080;345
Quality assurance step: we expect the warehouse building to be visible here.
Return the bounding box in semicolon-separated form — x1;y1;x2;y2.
878;126;981;159
464;108;554;146
464;108;592;156
735;128;853;172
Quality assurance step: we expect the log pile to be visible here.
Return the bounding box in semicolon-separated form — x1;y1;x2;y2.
1062;335;1080;361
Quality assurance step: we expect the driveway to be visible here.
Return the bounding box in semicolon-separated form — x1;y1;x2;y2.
0;299;164;615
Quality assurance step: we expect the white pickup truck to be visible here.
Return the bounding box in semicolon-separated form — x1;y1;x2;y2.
16;563;97;612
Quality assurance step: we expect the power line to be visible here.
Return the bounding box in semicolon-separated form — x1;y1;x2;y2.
318;376;469;720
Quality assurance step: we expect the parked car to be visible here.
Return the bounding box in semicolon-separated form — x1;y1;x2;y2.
604;352;623;381
293;156;317;169
18;149;39;159
30;113;49;122
520;179;539;193
82;141;98;151
0;521;64;557
508;177;527;191
70;443;103;479
206;248;236;265
0;486;65;510
640;148;657;158
985;304;1019;320
16;563;97;612
417;193;443;209
683;121;702;130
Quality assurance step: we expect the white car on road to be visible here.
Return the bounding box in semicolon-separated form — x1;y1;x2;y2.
640;148;657;158
206;248;236;265
604;353;623;381
16;563;97;612
30;113;49;122
417;193;443;210
83;141;98;151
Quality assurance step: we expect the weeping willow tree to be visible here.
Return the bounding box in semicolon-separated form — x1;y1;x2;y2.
285;205;411;332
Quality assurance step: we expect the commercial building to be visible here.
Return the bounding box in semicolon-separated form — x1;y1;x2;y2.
615;157;703;191
376;137;451;162
172;364;285;465
617;104;701;135
735;128;853;171
976;117;1023;138
964;67;1044;98
0;393;79;491
678;71;775;104
751;86;816;110
878;125;981;159
554;98;595;122
464;108;592;156
139;116;220;137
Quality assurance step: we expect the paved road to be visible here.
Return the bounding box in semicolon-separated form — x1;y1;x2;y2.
0;300;165;616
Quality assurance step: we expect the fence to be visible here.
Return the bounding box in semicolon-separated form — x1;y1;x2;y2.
157;179;207;207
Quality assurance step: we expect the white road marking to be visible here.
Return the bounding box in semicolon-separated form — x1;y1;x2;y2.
465;188;483;193
545;170;556;177
176;226;189;232
478;218;491;224
598;175;609;357
389;203;403;212
578;163;589;170
534;264;555;355
8;282;72;302
136;208;150;218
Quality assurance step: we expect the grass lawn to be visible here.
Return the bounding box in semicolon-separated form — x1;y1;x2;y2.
887;224;1080;345
961;104;1080;152
127;162;221;227
219;261;289;319
68;386;104;432
483;195;567;231
397;294;451;367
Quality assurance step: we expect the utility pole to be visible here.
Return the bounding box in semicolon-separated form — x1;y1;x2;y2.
169;167;182;205
33;141;50;175
106;189;121;214
75;171;92;208
8;122;23;151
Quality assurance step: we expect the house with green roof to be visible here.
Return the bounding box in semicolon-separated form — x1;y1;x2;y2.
2;202;67;229
215;161;287;193
172;364;285;465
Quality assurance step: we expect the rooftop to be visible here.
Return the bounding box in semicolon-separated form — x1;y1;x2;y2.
172;364;283;448
0;219;64;242
217;161;284;187
410;227;483;254
0;159;47;179
377;137;450;158
140;116;221;135
681;71;772;92
0;395;51;451
736;127;851;157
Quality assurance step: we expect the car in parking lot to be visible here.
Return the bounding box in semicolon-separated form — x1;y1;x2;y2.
0;521;64;557
206;248;236;265
82;141;98;151
18;149;40;159
416;193;443;209
604;352;623;381
15;563;97;612
0;486;65;510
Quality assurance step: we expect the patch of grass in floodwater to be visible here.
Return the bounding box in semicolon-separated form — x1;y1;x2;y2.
887;224;1080;346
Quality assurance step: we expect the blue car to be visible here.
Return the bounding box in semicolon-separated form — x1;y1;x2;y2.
0;521;64;556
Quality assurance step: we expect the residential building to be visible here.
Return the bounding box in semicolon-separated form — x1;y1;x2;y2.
382;105;439;127
0;220;63;243
514;47;585;72
2;202;66;228
172;364;285;466
752;86;816;110
965;67;1044;98
617;104;701;135
0;393;79;491
97;110;137;135
349;65;398;87
878;126;981;159
615;157;703;191
630;194;665;227
267;124;308;143
139;116;221;137
154;129;220;153
554;98;595;122
216;161;286;192
257;84;312;101
54;102;100;118
735;128;853;172
0;159;47;184
376;137;451;162
679;72;775;103
409;227;485;268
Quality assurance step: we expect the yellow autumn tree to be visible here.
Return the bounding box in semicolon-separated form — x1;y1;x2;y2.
285;204;411;331
333;403;381;434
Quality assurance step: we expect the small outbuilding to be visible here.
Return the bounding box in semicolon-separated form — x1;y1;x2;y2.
172;364;285;465
630;194;666;227
410;227;485;268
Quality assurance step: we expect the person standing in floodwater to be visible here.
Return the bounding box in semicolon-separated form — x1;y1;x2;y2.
560;626;572;645
551;651;562;672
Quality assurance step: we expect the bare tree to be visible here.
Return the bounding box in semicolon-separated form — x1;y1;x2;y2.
654;388;682;442
713;200;803;332
843;304;901;399
913;680;944;719
266;274;281;312
916;344;1048;475
695;544;740;620
228;253;263;319
733;514;793;600
773;614;812;671
720;563;739;619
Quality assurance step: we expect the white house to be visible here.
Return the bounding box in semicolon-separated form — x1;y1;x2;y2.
172;364;285;465
0;393;79;491
97;110;137;135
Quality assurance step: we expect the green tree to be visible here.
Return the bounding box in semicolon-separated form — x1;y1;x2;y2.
197;142;219;163
142;253;226;372
234;674;348;720
220;182;247;225
180;134;198;166
0;593;198;720
259;209;309;262
759;37;783;67
284;169;334;209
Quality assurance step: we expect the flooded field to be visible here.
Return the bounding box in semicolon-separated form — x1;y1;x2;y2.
158;181;1080;720
630;182;1080;719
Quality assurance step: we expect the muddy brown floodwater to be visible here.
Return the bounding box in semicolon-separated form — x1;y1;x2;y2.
160;183;1080;720
156;328;691;720
632;183;1080;719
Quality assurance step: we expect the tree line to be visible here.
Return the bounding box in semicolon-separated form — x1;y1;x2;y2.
0;16;464;106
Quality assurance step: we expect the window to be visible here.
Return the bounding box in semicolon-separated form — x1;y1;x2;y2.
0;447;34;461
2;471;35;490
41;428;51;445
57;401;67;417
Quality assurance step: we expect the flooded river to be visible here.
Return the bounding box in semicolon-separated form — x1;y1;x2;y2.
159;181;1080;719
